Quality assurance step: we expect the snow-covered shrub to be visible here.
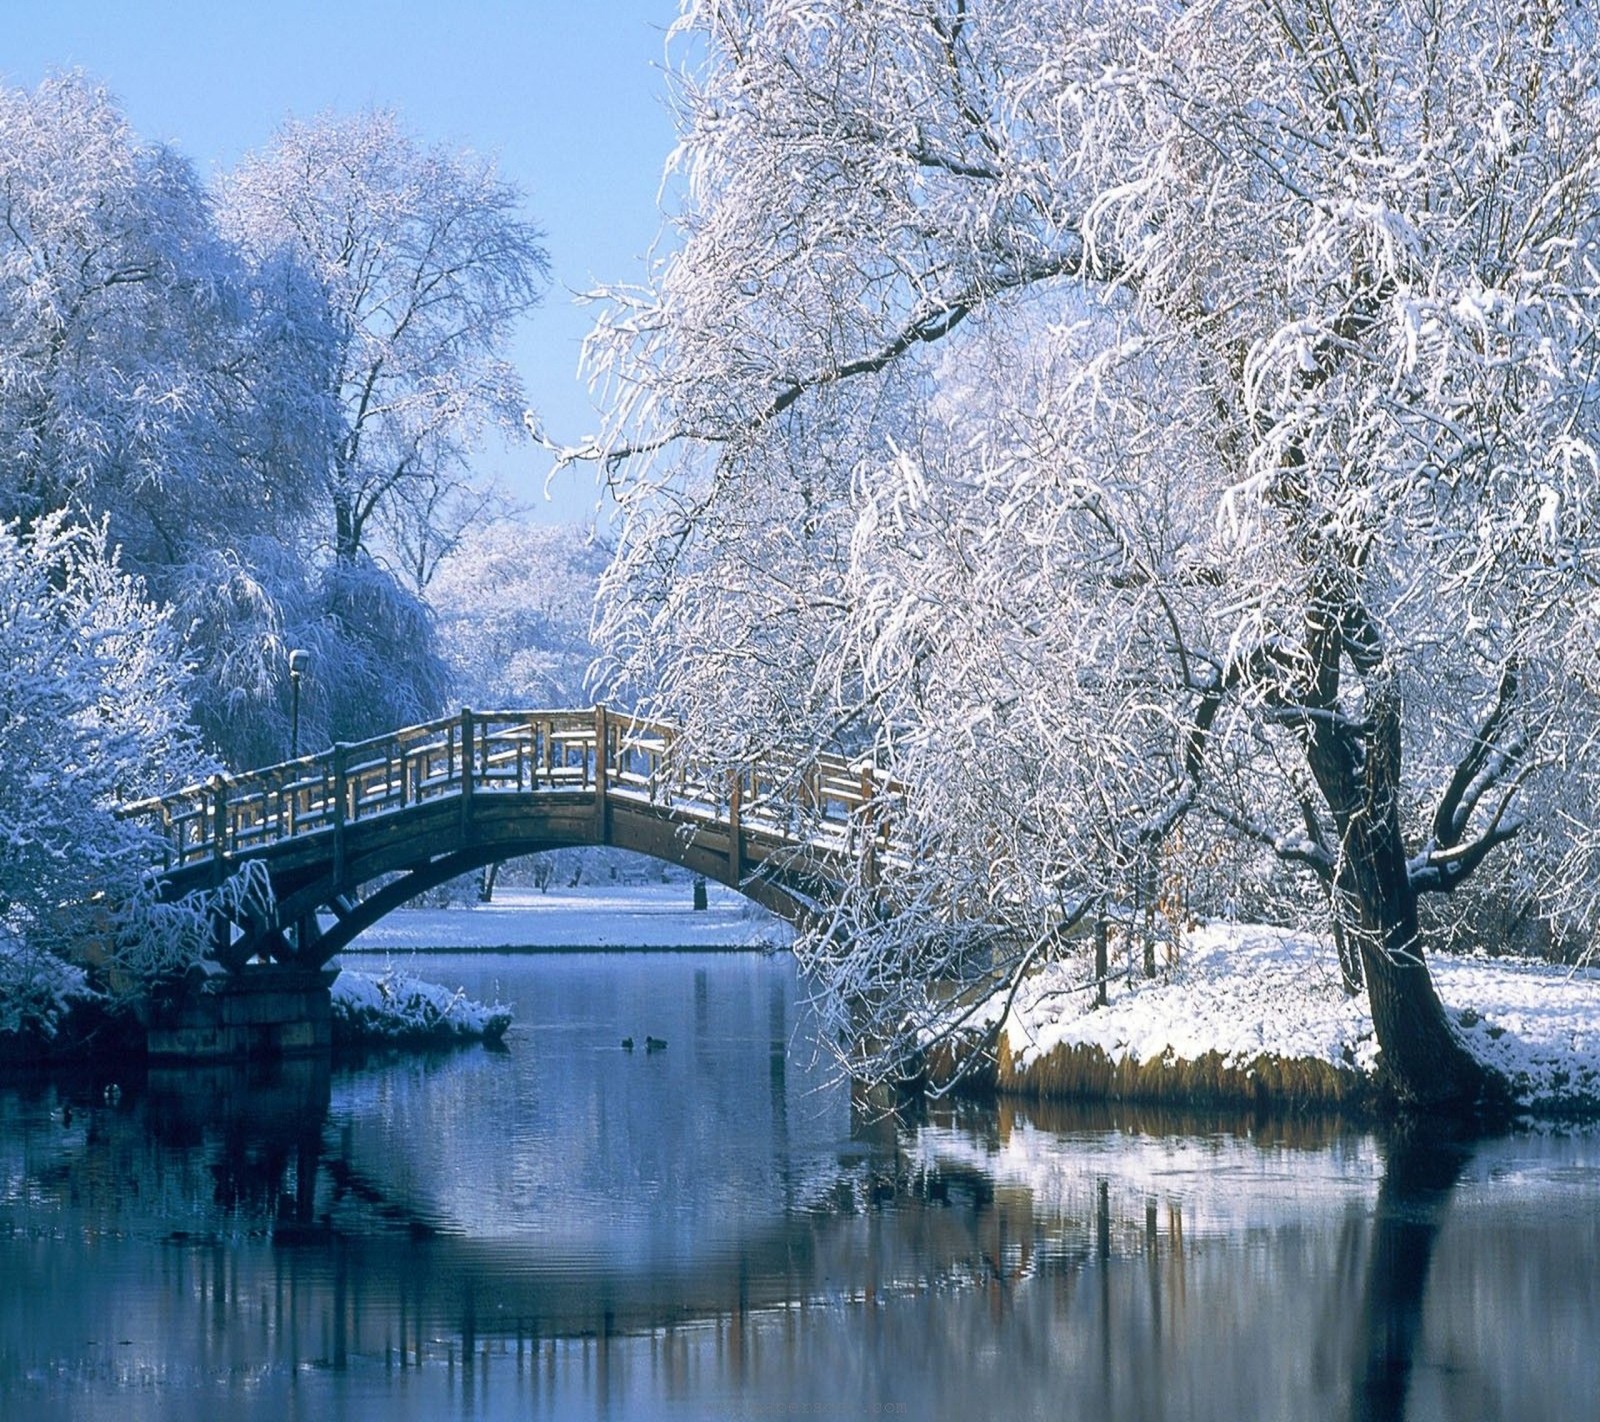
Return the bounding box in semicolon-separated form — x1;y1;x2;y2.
0;929;95;1041
0;514;245;1039
331;965;511;1045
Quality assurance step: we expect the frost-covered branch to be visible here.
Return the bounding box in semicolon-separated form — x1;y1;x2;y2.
585;0;1600;1104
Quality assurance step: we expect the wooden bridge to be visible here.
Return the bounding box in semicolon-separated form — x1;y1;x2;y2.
123;706;892;978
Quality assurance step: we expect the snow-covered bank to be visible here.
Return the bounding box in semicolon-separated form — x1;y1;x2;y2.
993;924;1600;1115
333;883;795;953
331;965;511;1047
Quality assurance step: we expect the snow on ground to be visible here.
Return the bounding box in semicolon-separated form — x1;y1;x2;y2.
1000;922;1600;1111
1436;953;1600;1110
334;882;796;953
1001;923;1379;1074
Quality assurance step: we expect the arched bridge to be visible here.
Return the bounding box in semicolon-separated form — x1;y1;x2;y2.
123;707;893;974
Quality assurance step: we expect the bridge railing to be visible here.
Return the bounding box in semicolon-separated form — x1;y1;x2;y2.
122;706;900;871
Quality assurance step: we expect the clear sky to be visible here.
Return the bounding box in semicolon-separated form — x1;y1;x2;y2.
1;0;683;524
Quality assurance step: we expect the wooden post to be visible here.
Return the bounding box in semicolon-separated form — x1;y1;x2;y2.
460;708;476;839
210;774;228;885
331;744;347;891
1095;914;1109;1009
594;703;610;843
728;769;743;882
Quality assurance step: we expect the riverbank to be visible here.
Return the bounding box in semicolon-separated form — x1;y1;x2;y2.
360;897;1600;1119
0;884;777;1066
10;897;1596;1117
984;923;1600;1118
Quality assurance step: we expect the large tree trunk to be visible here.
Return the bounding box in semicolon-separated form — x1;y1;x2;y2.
1351;705;1500;1111
1302;648;1506;1116
1346;846;1492;1112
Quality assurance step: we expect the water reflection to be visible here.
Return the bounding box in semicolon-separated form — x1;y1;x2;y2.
1353;1131;1470;1422
1;953;1598;1421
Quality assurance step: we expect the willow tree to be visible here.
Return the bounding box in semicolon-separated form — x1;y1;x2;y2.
584;0;1600;1111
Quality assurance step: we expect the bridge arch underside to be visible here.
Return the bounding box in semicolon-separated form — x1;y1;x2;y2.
159;793;842;972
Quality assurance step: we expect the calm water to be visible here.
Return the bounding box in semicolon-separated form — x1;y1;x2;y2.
2;950;1598;1421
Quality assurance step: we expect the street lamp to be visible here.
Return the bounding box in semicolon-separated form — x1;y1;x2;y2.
288;649;309;759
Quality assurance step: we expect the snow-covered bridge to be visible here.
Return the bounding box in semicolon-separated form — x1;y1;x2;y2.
124;707;891;976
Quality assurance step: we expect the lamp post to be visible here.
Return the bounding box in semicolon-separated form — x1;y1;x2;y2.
289;649;309;759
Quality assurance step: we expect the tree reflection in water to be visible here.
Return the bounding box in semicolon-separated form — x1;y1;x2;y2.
1;968;1598;1421
1353;1129;1470;1422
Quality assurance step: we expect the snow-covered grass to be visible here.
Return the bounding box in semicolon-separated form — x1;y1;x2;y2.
334;882;795;953
1001;924;1378;1076
1437;953;1600;1112
996;922;1600;1114
331;963;511;1046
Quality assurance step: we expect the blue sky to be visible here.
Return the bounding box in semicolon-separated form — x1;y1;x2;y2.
2;0;683;523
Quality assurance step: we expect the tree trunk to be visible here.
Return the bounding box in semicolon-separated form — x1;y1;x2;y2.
333;489;361;564
1349;864;1489;1112
1301;657;1506;1116
1329;717;1505;1115
1329;868;1364;996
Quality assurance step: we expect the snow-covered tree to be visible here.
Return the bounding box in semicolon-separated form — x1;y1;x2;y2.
586;0;1600;1110
0;72;335;554
0;514;213;1034
0;78;479;768
219;109;550;570
167;540;452;766
429;518;611;709
0;73;347;769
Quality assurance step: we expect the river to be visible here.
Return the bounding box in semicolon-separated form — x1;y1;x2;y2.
2;948;1597;1421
